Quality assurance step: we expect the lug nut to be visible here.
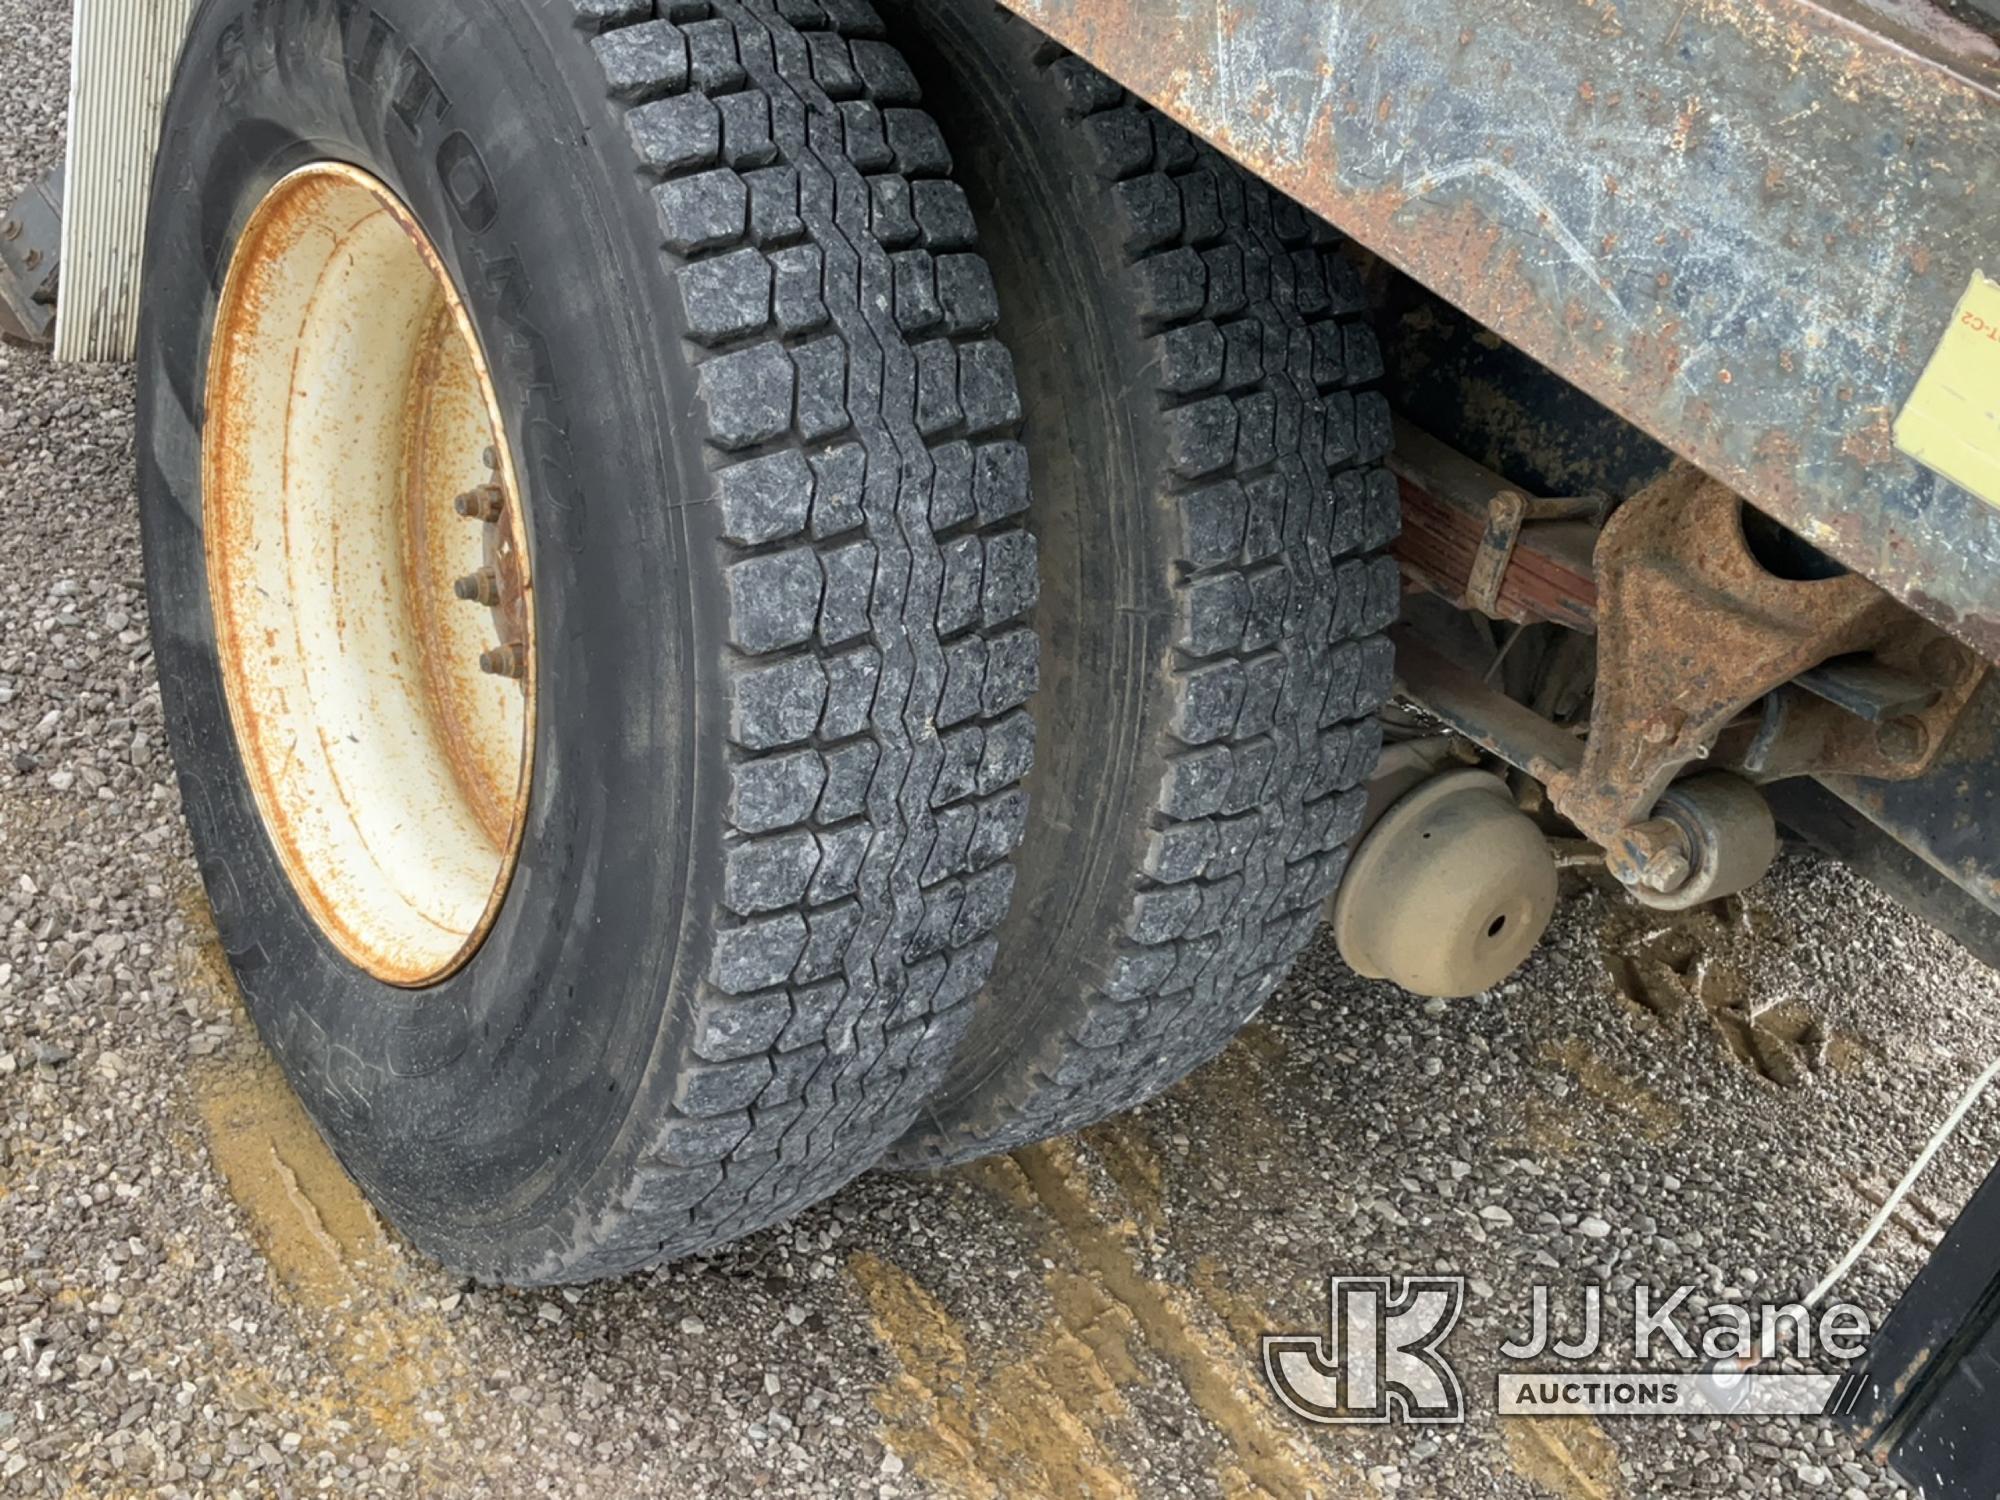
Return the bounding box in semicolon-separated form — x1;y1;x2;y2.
479;643;528;680
454;484;505;522
454;568;502;606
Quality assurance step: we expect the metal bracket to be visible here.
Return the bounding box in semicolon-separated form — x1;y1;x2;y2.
1715;628;1988;786
1392;421;1600;633
1393;463;1988;907
1463;488;1605;617
0;164;62;348
1546;467;1903;846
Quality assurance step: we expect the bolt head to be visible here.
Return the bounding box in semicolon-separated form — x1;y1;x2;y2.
1877;716;1929;763
1605;816;1693;895
1621;817;1685;862
1639;850;1692;894
1641;710;1685;746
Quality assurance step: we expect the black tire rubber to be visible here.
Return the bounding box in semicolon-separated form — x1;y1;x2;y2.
880;1;1400;1168
140;0;1036;1283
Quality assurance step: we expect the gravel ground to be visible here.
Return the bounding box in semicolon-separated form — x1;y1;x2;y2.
5;6;1998;1497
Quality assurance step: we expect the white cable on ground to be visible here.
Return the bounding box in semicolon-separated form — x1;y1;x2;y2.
1707;1056;2000;1390
1805;1054;2000;1309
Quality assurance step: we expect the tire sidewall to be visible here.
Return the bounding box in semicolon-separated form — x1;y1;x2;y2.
140;0;717;1275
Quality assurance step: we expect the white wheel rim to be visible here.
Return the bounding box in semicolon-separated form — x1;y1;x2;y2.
204;163;535;988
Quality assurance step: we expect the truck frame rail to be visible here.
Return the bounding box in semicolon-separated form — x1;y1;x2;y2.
999;0;2000;655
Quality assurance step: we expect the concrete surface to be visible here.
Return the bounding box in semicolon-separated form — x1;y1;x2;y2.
3;3;1996;1495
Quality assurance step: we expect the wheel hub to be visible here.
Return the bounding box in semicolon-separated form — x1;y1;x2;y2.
203;163;535;987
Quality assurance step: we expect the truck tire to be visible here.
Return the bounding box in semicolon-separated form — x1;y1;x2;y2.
139;0;1036;1284
882;2;1400;1167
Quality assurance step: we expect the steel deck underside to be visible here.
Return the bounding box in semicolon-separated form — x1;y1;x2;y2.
1000;0;2000;657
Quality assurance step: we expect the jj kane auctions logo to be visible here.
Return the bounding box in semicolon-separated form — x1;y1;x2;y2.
1263;1277;1874;1423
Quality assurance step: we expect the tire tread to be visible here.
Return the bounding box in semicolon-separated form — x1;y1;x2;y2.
891;21;1395;1168
553;0;1036;1278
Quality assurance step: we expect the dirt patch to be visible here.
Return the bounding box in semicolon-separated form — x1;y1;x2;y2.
179;906;483;1479
193;1060;386;1305
1501;1416;1625;1500
1599;894;1867;1088
855;1126;1363;1499
851;1248;1139;1499
191;1049;479;1465
1002;1140;1359;1499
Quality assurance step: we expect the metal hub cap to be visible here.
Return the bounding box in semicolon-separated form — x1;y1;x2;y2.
204;164;534;988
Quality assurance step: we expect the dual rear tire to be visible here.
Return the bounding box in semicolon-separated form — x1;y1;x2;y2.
140;0;1394;1282
878;0;1401;1166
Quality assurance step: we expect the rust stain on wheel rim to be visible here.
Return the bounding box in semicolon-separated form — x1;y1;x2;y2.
204;163;535;988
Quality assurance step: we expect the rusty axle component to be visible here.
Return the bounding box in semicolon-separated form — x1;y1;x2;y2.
1555;466;1987;840
1550;466;1904;841
1393;628;1783;906
1398;448;1987;831
1392;456;1988;903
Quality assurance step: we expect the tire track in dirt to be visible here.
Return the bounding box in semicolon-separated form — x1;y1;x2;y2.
853;1103;1357;1499
182;907;488;1486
